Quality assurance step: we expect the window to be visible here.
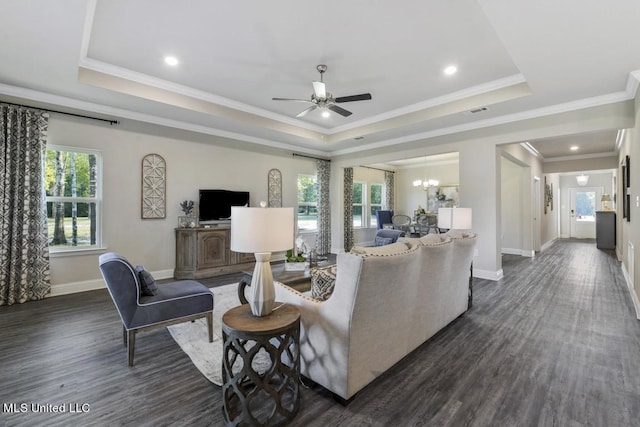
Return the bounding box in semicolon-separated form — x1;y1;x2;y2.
353;182;384;228
45;146;102;251
370;183;383;228
575;190;596;222
297;174;317;231
353;182;364;227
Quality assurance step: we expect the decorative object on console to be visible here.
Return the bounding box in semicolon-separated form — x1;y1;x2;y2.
141;154;166;219
178;216;198;228
180;200;194;216
267;168;282;207
178;200;197;227
601;194;612;211
230;203;294;316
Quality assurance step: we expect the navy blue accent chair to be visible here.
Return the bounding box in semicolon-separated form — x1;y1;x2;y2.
375;210;394;230
99;252;214;366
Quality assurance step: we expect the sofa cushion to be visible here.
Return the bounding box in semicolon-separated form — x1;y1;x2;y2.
420;234;452;246
135;265;158;296
374;236;394;246
311;265;337;301
446;230;477;240
351;241;409;256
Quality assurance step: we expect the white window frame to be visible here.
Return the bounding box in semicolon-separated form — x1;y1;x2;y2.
297;174;318;232
353;181;366;229
370;182;384;228
46;145;103;255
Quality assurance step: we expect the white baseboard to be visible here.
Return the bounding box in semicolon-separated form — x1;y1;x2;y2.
49;278;105;297
48;268;176;298
474;268;503;281
502;248;535;257
621;262;640;320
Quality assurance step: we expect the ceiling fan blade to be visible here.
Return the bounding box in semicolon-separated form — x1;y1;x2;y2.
296;105;318;118
335;93;372;103
272;97;313;103
327;104;352;117
312;81;326;99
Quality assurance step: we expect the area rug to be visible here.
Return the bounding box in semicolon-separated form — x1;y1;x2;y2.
167;283;271;386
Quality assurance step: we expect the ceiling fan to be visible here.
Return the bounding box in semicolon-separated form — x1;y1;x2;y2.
272;64;372;118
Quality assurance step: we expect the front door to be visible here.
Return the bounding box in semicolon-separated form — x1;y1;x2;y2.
569;187;602;238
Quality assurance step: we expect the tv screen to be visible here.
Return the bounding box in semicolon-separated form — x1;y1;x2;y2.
199;190;250;221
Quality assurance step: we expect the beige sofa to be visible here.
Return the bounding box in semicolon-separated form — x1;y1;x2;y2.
274;232;477;400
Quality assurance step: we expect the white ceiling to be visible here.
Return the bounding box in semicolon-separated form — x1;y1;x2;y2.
1;0;638;159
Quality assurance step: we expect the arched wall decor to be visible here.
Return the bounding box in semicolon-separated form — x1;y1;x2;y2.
268;168;282;207
141;153;166;219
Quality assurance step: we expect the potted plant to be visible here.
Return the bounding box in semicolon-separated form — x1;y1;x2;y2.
285;236;309;271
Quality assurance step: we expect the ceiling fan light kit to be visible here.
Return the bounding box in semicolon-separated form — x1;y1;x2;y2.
273;64;372;118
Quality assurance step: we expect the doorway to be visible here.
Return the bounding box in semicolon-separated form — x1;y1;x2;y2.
569;186;602;238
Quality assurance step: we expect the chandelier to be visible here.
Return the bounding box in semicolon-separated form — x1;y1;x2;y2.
413;156;439;191
413;179;439;191
576;173;589;186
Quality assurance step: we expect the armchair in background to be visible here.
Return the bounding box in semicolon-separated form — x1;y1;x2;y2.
375;209;394;230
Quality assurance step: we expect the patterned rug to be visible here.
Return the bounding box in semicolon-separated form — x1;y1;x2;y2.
167;283;264;386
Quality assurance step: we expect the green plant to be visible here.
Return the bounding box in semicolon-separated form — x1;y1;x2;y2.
285;249;306;263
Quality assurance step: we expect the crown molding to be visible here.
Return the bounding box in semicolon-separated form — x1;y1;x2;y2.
327;73;527;135
330;88;635;156
542;151;618;163
0;83;330;158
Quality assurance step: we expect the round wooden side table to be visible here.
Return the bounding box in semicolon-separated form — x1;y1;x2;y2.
222;304;301;426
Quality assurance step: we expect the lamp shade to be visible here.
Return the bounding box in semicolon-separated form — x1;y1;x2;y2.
601;194;612;202
231;207;294;253
438;207;473;230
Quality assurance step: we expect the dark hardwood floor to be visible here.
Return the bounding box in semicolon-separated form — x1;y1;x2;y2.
1;239;639;426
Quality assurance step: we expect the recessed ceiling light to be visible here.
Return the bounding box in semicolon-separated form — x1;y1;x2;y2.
443;65;457;76
570;145;579;151
164;56;179;66
321;110;330;118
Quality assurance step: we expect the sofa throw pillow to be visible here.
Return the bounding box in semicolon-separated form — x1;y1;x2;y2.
134;265;158;296
374;236;394;246
311;265;337;301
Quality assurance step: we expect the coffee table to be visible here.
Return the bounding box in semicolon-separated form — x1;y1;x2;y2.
237;258;335;304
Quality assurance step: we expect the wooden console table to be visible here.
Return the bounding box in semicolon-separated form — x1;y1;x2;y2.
222;304;300;426
174;227;255;279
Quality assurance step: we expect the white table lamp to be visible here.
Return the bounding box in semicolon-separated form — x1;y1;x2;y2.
231;205;294;316
438;207;473;230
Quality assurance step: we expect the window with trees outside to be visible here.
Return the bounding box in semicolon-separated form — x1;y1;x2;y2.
45;146;102;251
353;181;364;227
297;174;317;231
353;182;384;228
369;183;383;228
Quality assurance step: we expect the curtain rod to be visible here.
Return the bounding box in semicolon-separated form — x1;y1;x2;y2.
1;101;119;126
359;165;395;173
292;153;331;162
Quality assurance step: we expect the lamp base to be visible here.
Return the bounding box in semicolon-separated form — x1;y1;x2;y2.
249;252;275;317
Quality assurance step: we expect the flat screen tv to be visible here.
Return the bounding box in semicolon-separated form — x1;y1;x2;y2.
199;189;250;222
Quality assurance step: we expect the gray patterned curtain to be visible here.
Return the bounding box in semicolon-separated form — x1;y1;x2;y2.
385;171;395;211
316;159;331;255
344;167;354;252
0;104;51;305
